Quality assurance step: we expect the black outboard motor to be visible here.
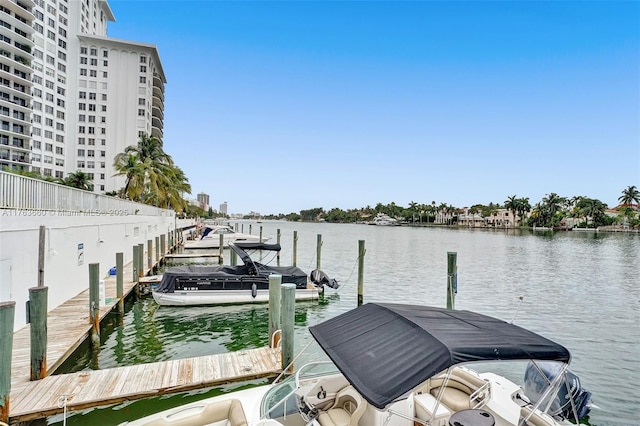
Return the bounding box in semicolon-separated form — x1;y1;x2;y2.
310;269;340;289
523;361;592;421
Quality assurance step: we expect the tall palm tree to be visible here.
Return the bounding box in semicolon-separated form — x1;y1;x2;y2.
113;153;145;200
516;197;531;226
504;195;518;227
618;185;639;209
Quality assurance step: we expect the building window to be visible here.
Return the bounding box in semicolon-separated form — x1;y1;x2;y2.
77;149;85;156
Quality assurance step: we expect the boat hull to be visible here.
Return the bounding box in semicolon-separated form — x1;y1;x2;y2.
152;287;322;306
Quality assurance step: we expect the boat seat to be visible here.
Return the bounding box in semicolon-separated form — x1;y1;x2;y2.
430;386;471;412
520;406;556;426
139;398;248;426
317;385;367;426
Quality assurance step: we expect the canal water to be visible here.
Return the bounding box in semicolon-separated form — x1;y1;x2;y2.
50;221;639;426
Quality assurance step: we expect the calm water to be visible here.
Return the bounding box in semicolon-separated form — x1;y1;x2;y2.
51;221;640;426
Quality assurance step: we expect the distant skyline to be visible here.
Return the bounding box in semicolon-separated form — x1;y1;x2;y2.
107;1;639;215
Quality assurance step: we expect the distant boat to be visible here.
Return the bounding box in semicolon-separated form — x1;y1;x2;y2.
368;213;399;226
184;225;267;249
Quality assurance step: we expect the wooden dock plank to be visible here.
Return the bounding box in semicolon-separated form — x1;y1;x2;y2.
9;347;280;422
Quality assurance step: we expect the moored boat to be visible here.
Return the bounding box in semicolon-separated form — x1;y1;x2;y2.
152;242;339;306
123;303;594;426
184;224;268;249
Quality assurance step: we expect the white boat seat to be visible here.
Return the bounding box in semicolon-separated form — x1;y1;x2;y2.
430;387;471;412
138;398;248;426
317;385;367;426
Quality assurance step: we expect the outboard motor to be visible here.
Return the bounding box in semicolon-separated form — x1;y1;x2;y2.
310;269;340;289
523;361;592;421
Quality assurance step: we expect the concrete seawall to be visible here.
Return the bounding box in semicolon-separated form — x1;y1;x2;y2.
0;211;195;331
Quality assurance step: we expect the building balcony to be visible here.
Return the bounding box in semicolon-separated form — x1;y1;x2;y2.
152;105;163;121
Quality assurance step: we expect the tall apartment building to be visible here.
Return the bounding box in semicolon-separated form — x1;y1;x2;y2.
196;192;209;210
1;0;166;193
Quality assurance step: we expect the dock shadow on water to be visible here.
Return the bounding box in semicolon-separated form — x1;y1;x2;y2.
49;292;338;425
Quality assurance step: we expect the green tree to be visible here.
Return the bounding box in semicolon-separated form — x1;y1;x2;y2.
618;185;639;209
504;195;518;227
63;170;94;191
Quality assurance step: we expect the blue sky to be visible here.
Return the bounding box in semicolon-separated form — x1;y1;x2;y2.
107;1;639;215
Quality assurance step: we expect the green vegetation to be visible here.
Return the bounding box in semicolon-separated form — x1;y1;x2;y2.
113;133;191;213
262;187;639;230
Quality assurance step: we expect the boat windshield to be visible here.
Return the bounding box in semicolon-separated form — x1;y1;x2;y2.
260;362;339;419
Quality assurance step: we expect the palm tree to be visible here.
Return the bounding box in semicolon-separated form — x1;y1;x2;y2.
63;170;93;191
618;185;639;210
577;198;607;227
516;197;531;226
504;195;518;227
113;153;145;200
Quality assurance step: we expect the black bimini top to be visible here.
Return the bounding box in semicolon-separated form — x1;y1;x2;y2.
308;303;570;409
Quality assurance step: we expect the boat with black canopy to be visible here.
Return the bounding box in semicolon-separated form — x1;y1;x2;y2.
152;241;339;306
124;303;594;426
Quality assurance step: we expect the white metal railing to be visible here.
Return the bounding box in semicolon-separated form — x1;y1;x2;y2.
0;171;174;217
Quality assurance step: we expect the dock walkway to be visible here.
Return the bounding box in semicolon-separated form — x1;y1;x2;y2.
8;247;282;423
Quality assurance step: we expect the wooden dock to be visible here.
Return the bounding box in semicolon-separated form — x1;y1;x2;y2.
164;253;223;259
8;244;281;423
9;347;281;422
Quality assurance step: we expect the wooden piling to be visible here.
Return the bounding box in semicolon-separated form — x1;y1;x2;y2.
0;301;15;423
88;263;100;346
147;240;153;270
116;252;124;314
259;226;263;242
218;234;224;264
316;234;322;270
268;275;282;348
160;234;166;257
230;248;237;266
132;245;139;283
293;231;298;267
276;229;281;266
281;283;296;373
28;286;48;380
358;240;365;306
38;225;45;287
447;252;457;310
249;224;252;235
137;243;144;277
155;236;160;263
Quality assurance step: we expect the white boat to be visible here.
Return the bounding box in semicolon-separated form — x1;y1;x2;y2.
123;303;593;426
184;225;268;249
368;213;399;226
152;242;340;306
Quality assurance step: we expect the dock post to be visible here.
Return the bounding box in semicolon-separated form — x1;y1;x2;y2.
147;240;153;271
28;286;48;380
38;225;45;287
132;245;139;283
155;236;160;263
116;252;124;314
230;248;237;266
89;263;100;346
138;243;144;277
249;224;252;235
447;252;457;310
0;301;15;423
260;226;263;242
293;231;298;267
160;234;166;257
316;234;322;270
276;229;281;266
358;240;365;306
268;274;282;348
219;234;224;264
281;283;296;373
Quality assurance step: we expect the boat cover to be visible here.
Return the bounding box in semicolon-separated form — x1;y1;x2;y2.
309;303;571;409
155;242;307;292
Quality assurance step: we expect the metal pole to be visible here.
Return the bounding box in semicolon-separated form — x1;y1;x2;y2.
38;225;45;287
29;286;48;380
276;229;281;266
